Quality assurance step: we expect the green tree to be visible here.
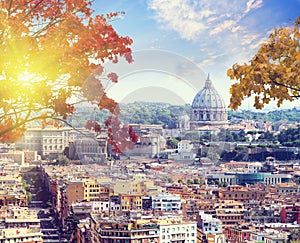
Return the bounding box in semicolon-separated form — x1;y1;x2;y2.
206;149;220;162
187;178;193;185
183;132;200;141
56;155;70;166
193;178;201;184
167;138;179;149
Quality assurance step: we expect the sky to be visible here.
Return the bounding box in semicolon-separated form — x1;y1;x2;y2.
92;0;300;111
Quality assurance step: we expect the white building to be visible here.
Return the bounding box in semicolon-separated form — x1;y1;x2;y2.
177;140;195;160
152;194;181;212
91;201;120;213
16;126;103;160
159;222;197;243
224;161;263;173
264;173;292;185
197;211;223;234
16;127;72;159
178;140;193;153
264;232;289;243
0;207;43;243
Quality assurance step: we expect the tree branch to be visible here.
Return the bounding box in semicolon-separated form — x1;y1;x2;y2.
269;75;300;93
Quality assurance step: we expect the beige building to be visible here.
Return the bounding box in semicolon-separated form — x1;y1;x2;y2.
113;179;143;194
0;150;39;165
16;126;102;160
215;200;246;227
82;178;112;202
120;194;143;211
125;134;166;158
16;126;71;159
68;134;107;162
66;180;85;206
275;182;299;194
0;173;28;207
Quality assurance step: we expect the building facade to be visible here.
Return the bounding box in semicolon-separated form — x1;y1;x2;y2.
190;75;228;129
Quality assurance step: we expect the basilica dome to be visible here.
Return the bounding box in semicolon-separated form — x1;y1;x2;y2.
190;75;228;128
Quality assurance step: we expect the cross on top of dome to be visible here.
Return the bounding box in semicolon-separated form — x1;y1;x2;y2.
204;74;213;88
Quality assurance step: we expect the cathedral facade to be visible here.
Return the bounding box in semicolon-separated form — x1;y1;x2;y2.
190;75;228;129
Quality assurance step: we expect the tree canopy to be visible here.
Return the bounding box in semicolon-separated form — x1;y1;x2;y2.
0;0;133;142
228;17;300;110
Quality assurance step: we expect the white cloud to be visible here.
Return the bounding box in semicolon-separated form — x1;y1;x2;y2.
198;53;225;67
210;19;237;35
148;0;264;39
245;0;263;14
148;0;266;68
148;0;210;40
240;33;260;46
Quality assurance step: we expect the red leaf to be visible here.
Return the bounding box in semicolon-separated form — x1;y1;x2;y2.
107;72;119;83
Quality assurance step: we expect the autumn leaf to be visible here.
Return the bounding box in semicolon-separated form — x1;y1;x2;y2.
0;0;133;142
227;16;300;110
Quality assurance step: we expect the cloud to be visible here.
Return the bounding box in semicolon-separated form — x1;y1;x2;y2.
147;0;267;69
148;0;264;39
209;19;237;35
148;0;209;40
198;53;225;67
245;0;263;14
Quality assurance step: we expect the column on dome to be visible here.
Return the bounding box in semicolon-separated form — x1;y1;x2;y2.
193;110;198;120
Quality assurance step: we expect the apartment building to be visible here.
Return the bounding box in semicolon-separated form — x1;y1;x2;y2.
66;180;84;206
152;194;182;212
114;179;143;194
83;178;112;202
214;200;246;227
0;173;28;207
218;185;267;202
0;207;43;243
159;221;197;243
98;220;159;243
226;225;255;243
275;182;299;194
197;211;223;234
91;201;120;213
120;194;143;211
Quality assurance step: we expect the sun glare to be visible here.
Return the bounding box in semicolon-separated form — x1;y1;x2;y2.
18;71;40;86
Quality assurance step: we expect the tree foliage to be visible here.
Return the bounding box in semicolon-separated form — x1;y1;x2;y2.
229;108;300;123
85;116;139;154
119;102;191;128
277;126;300;146
0;0;133;142
228;17;300;110
166;137;179;149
